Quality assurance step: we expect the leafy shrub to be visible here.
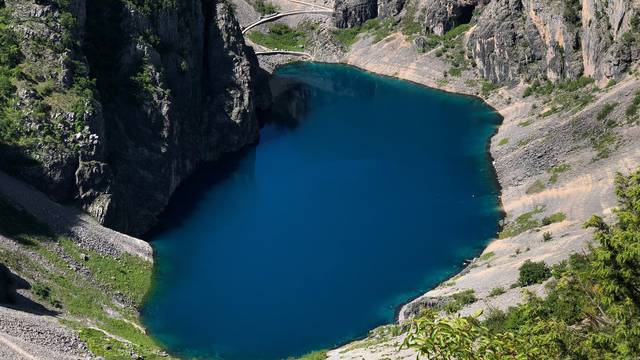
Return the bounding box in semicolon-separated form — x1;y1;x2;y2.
542;231;553;242
541;212;566;226
489;287;506;297
443;289;477;313
518;260;551;286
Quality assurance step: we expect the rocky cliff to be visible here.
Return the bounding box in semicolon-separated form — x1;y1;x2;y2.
334;0;640;84
0;0;269;235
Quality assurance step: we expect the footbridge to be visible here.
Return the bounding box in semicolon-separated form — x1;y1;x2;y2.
242;9;334;34
254;50;313;58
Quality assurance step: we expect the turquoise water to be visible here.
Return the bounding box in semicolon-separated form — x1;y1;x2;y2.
142;63;502;360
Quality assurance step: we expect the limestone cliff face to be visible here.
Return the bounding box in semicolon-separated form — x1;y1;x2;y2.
466;0;639;84
335;0;640;84
335;0;378;27
1;0;270;235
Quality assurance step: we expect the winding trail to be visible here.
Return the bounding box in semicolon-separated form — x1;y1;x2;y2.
241;10;334;34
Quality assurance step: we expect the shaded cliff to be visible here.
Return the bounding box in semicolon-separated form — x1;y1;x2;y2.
0;0;270;235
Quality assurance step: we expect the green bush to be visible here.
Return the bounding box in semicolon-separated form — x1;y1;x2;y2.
542;231;553;242
518;260;551;286
489;287;506;297
597;102;618;121
541;212;566;226
443;289;477;313
626;91;640;118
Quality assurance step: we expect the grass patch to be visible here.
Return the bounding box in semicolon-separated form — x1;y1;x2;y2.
489;287;506;297
597;102;618;121
331;19;393;47
499;206;546;239
542;212;566;226
0;198;169;359
498;138;509;146
592;131;618;161
248;23;307;51
548;164;570;184
625;90;640;119
59;238;152;306
443;289;477;314
289;350;328;360
479;251;495;261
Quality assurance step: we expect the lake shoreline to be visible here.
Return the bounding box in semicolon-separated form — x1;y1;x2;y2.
248;28;640;359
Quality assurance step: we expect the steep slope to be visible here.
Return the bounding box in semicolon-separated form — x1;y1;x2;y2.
333;0;640;84
0;0;270;235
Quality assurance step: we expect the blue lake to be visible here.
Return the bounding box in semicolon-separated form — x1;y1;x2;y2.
142;63;502;360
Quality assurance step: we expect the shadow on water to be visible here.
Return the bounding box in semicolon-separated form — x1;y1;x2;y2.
144;148;256;240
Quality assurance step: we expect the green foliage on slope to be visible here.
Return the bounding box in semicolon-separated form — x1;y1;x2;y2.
404;169;640;359
0;195;169;359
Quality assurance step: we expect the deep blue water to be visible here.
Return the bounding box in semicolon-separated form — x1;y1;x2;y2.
142;63;502;360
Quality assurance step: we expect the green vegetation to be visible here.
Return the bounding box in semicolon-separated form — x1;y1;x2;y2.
0;195;169;359
592;131;618;161
518;260;551;286
442;289;477;314
596;102;617;121
547;163;570;184
399;4;423;37
498;205;545;239
0;1;100;170
254;0;279;15
489;287;506;297
248;23;308;51
0;9;26;146
524;77;596;117
626;90;640;119
541;212;566;226
526;179;546;194
542;231;553;242
331;19;395;48
479;251;495;261
59;237;152;306
248;22;319;52
480;80;499;97
289;350;328;360
404;170;640;359
497;138;509;146
563;0;581;25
